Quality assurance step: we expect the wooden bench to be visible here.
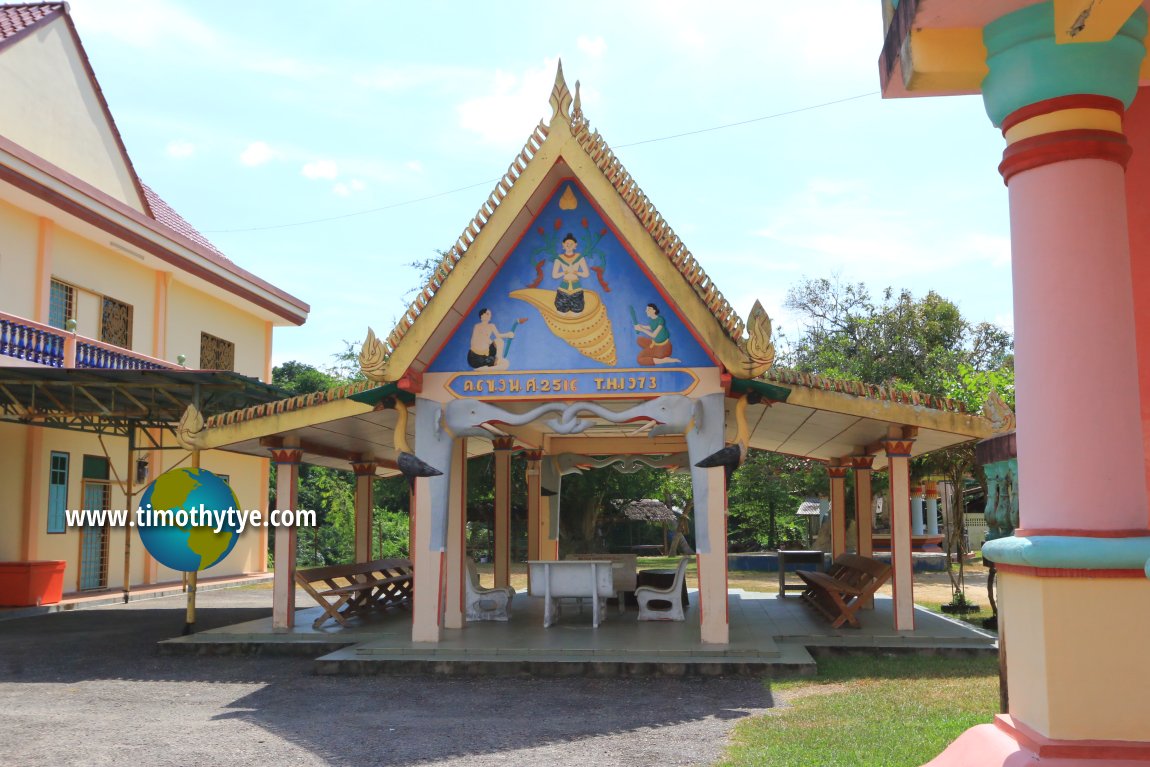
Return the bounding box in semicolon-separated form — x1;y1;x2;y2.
295;558;413;629
797;553;892;629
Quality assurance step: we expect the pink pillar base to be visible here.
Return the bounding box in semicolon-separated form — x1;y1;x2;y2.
926;716;1150;767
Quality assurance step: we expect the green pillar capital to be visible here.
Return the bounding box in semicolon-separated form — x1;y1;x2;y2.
982;2;1147;127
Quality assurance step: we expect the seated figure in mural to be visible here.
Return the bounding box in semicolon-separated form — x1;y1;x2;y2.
552;233;588;315
633;303;680;365
468;308;515;370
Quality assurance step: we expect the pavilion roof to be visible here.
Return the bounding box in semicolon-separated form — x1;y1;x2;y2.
366;62;753;384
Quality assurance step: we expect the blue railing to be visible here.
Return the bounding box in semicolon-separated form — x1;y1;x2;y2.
0;315;66;367
0;312;174;370
75;340;169;370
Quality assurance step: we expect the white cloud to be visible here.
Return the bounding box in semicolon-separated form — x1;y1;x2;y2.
405;160;424;174
332;179;366;197
165;140;195;158
577;36;607;58
456;58;559;146
239;141;277;167
302;159;340;180
69;0;216;49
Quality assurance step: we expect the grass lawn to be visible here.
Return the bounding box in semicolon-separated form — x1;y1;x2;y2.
717;654;1000;767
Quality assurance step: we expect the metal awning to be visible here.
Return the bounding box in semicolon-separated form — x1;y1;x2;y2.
0;367;288;437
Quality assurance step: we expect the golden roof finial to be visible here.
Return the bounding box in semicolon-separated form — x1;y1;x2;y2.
572;79;583;127
548;59;573;127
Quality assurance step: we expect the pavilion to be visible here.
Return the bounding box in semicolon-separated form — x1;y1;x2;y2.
179;64;995;647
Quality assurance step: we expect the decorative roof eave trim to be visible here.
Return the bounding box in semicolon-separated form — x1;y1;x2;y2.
759;369;995;440
190;381;400;451
0;136;310;325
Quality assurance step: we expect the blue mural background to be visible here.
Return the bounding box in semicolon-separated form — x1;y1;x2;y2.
427;181;712;373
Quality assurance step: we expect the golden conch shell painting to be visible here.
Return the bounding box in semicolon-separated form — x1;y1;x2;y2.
509;288;617;366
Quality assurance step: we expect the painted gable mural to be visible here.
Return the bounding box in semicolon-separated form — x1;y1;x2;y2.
428;181;714;398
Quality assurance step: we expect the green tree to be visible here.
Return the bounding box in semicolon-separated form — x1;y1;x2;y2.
781;277;1015;596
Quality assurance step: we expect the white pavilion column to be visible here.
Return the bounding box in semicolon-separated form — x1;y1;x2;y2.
351;461;376;563
688;392;729;645
925;480;940;536
828;464;849;559
410;473;443;643
883;433;916;631
270;448;301;630
850;456;876;608
492;437;514;589
912;486;926;537
443;438;468;630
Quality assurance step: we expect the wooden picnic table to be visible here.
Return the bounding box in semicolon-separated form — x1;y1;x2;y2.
295;557;413;629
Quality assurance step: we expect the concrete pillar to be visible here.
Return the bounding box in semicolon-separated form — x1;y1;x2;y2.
925;480;940;536
492;437;514;589
351;461;376;563
443;439;468;630
883;434;915;631
912;487;925;537
828;464;849;559
270;448;302;630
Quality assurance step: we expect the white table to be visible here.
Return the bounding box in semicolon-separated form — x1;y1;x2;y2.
527;560;615;628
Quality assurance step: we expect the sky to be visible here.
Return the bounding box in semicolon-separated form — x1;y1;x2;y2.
66;0;1015;371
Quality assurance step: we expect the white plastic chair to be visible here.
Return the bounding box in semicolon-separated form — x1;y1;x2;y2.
465;557;515;621
636;557;688;621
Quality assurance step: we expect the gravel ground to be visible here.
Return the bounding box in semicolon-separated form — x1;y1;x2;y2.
0;587;771;767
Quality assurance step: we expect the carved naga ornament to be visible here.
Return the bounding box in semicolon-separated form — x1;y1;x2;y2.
739;300;776;378
359;327;389;382
982;388;1016;433
176;404;207;450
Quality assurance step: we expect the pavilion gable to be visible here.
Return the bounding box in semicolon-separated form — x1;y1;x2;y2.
360;63;776;389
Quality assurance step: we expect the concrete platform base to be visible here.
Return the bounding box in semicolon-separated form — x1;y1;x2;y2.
159;588;996;676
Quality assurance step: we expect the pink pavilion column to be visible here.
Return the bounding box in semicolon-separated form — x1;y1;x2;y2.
849;456;875;608
883;433;915;631
351;461;376;563
827;464;849;559
492;437;514;589
270;448;301;630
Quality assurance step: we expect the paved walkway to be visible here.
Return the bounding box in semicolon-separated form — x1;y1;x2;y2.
0;586;770;767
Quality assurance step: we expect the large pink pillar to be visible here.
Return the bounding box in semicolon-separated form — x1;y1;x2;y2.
1006;119;1147;535
1124;86;1150;511
930;6;1150;762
